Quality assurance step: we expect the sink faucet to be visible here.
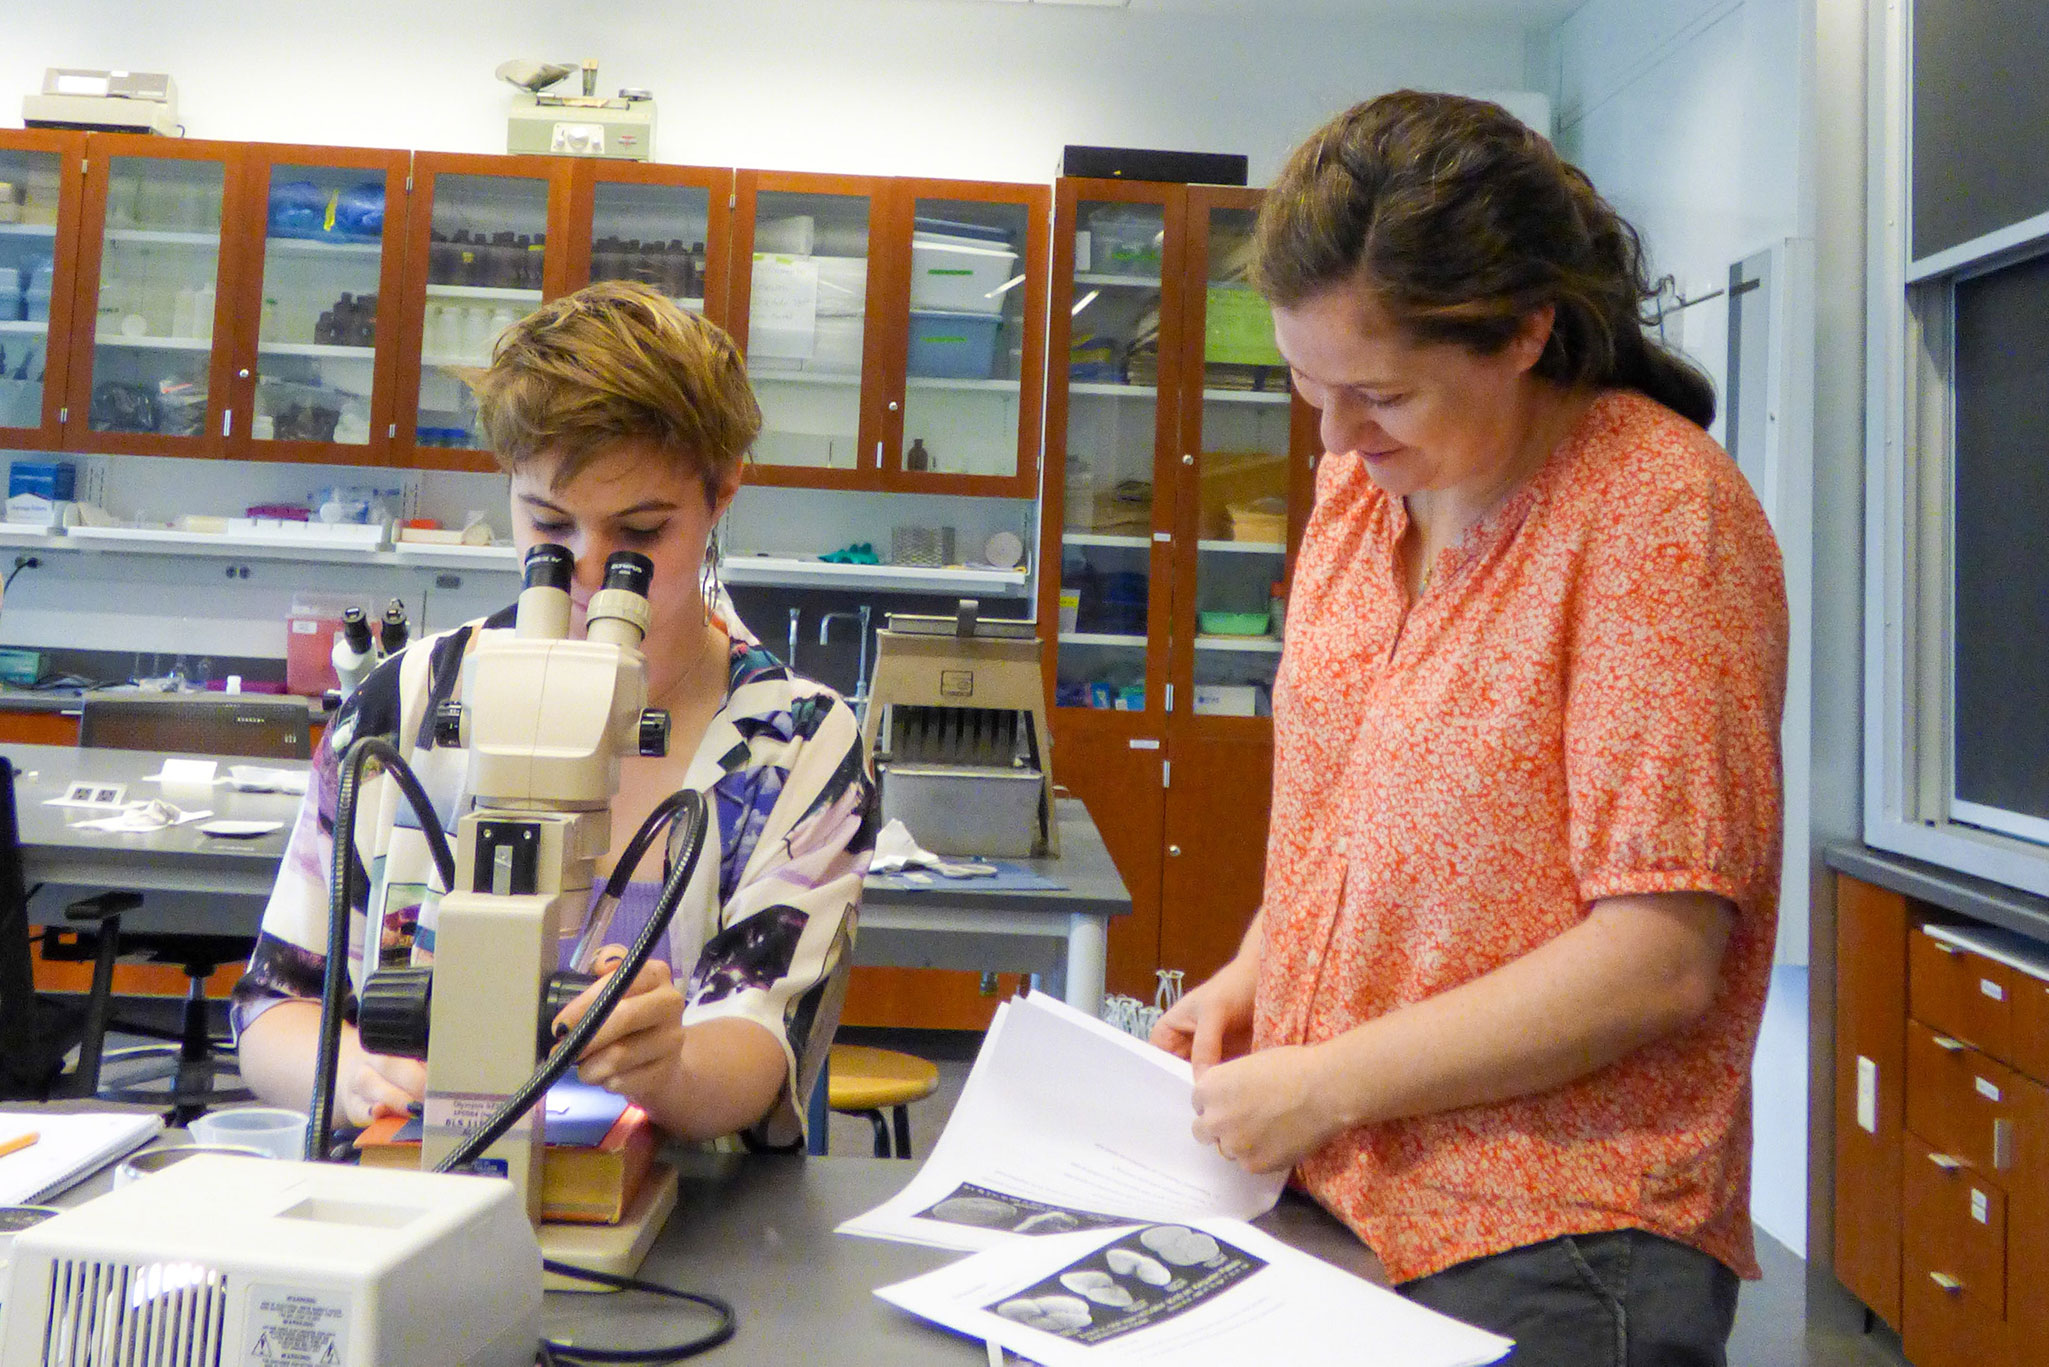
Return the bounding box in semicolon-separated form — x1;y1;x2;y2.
817;605;872;714
786;607;801;672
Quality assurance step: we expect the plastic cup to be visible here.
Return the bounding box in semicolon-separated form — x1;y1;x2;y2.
187;1107;310;1161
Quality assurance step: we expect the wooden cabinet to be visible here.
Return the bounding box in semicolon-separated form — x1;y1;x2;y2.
0;130;89;450
1833;871;2049;1366
730;171;1048;497
1835;874;1907;1327
1037;178;1310;995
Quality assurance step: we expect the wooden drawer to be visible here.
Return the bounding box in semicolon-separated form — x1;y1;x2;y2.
1904;1133;2006;1317
1903;1240;2011;1367
2012;969;2049;1087
1911;925;2015;1060
1906;1021;2022;1177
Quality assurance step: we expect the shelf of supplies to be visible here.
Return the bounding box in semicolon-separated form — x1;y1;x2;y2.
1058;631;1147;648
68;524;387;553
260;342;375;360
1201;388;1292;405
904;377;1021;394
749;370;862;387
1197;538;1286;555
391;540;518;569
1068;382;1157;398
0;224;58;238
674;296;706;313
1073;273;1161;287
722;554;1030;597
420;354;490;370
0;321;48;336
1194;635;1283;653
0;523;64;544
1063;533;1150;550
263;237;382;257
103;229;220;247
93;334;212;351
423;284;542;303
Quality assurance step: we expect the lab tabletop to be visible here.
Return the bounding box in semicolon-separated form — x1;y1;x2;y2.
3;745;1132;1014
23;1108;1382;1364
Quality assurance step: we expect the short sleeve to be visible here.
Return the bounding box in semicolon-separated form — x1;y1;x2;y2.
1563;472;1789;915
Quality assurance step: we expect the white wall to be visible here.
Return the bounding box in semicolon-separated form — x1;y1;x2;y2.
2;1;1533;186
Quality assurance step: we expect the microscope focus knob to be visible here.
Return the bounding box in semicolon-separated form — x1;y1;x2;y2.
432;699;464;749
357;967;434;1061
638;707;670;758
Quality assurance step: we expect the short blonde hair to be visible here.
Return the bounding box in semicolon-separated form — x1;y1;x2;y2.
470;280;762;503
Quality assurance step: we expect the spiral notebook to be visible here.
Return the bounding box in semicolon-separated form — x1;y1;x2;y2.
0;1111;165;1205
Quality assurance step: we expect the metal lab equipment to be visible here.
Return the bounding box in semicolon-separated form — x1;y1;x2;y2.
22;69;179;137
498;58;654;161
861;600;1057;859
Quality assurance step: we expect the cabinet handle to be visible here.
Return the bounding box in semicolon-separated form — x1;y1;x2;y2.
1993;1118;2015;1171
1929;1271;1963;1294
1927;1151;1964;1172
238;367;251;379
1168;845;1182;857
1931;939;1962;956
1181;453;1194;466
887;400;900;413
1932;1034;1968;1052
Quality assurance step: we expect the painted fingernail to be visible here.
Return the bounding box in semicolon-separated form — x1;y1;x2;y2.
406;1101;423;1116
552;1019;569;1039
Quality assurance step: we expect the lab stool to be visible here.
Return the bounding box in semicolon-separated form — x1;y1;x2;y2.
827;1044;938;1159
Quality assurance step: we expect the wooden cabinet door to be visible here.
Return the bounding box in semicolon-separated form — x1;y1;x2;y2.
0;129;87;451
1834;874;1907;1329
879;177;1049;500
230;143;411;467
566;161;735;329
729;170;891;491
392;151;576;472
1052;723;1166;1001
1160;726;1272;988
64;135;247;458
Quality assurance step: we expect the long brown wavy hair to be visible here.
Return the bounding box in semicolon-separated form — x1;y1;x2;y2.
1254;91;1715;428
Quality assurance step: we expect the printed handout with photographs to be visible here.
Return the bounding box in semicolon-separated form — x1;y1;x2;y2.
876;1216;1514;1367
837;991;1286;1252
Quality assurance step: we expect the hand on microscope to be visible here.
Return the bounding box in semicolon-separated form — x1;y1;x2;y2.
340;1031;427;1128
551;944;687;1101
550;942;790;1141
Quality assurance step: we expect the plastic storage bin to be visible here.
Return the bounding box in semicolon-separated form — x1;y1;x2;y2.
907;311;1001;379
910;233;1018;316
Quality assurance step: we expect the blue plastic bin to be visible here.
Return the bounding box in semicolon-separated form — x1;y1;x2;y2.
907;310;1002;380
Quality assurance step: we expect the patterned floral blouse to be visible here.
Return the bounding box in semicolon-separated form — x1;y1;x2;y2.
1254;390;1788;1283
229;603;879;1149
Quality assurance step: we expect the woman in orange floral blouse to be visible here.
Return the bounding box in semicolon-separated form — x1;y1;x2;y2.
1152;92;1787;1366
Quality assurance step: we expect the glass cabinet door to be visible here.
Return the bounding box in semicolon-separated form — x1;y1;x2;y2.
1182;198;1294;720
895;192;1037;484
586;178;716;317
412;168;554;454
0;137;76;443
1051;194;1175;715
736;182;874;475
75;147;233;451
246;153;406;457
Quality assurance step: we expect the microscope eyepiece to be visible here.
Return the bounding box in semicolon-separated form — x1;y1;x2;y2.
522;543;574;591
602;551;654;598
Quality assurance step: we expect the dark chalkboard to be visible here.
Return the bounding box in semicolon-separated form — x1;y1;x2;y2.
1913;0;2049;260
1952;249;2049;824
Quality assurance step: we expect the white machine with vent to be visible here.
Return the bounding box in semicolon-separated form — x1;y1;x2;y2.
0;1153;540;1366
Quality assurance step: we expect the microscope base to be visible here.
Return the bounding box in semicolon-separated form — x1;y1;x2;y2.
540;1162;680;1292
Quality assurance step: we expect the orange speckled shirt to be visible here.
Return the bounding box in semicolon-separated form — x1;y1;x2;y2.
1253;389;1787;1284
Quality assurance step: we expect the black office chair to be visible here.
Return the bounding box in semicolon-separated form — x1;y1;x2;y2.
44;695;313;1121
0;755;90;1101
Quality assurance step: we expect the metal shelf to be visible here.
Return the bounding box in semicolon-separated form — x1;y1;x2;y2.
1058;631;1147;648
723;554;1030;598
1063;533;1150;549
1197;538;1285;555
103;229;220;247
1194;635;1283;653
260;342;375;360
93;334;212;351
1072;273;1161;287
423;284;542;303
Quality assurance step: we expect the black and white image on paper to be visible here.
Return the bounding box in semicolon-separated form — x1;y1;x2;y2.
917;1182;1141;1237
986;1223;1267;1345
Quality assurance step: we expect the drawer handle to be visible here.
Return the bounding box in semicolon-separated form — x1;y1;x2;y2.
1928;1152;1964;1172
1931;940;1963;956
1932;1035;1968;1052
1929;1271;1963;1294
1994;1118;2016;1171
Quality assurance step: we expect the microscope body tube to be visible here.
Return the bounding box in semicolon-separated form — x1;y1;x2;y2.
414;546;658;1221
331;607;380;700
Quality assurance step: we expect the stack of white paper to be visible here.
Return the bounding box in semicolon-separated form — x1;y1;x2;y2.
876;1217;1513;1367
839;991;1286;1252
0;1111;164;1205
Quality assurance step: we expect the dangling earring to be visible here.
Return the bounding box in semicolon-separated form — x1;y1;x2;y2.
700;527;724;624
